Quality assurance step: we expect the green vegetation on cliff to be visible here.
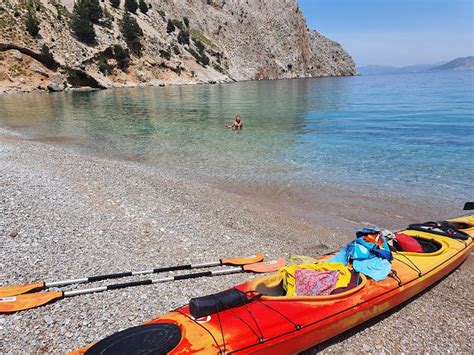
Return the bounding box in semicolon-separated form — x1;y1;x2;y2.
25;9;40;37
70;0;97;44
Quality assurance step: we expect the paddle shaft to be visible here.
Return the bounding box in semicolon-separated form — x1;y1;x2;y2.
45;260;223;288
63;267;243;297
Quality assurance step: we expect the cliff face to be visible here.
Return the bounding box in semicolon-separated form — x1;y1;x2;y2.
0;0;356;94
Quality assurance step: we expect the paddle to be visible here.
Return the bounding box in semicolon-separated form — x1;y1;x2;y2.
463;202;474;210
0;259;285;314
0;253;264;298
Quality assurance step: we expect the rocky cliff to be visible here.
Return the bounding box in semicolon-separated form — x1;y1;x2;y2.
0;0;356;94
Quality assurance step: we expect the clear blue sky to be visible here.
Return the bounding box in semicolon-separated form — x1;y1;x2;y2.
298;0;473;67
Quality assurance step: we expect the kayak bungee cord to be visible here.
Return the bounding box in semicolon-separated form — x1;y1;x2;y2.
176;310;225;353
388;270;403;286
221;294;264;343
241;297;265;342
255;299;302;330
175;293;301;354
392;251;423;277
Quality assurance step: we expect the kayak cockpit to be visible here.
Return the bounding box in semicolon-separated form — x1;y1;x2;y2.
391;235;443;254
253;270;367;301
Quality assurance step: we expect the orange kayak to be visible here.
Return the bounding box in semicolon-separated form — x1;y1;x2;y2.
73;215;473;354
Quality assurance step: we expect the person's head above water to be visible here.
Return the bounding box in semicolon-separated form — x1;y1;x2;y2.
226;115;243;129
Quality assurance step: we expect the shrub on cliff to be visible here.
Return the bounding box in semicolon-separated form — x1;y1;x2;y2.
86;0;103;23
70;0;96;44
125;0;138;13
194;39;205;53
159;48;171;60
200;53;210;66
139;0;148;14
172;19;184;31
187;47;210;67
98;58;114;75
166;19;175;33
113;44;130;69
177;29;189;45
39;44;55;67
158;10;166;20
120;11;143;41
188;38;209;67
25;10;40;37
110;0;120;9
200;54;210;66
183;17;189;28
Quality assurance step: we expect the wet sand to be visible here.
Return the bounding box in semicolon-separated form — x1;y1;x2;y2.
219;180;461;239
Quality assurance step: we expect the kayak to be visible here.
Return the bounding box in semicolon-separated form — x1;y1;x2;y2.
72;215;473;354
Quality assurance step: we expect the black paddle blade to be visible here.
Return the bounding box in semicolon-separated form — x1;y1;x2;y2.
463;202;474;210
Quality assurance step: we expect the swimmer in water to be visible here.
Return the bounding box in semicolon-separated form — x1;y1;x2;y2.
226;115;243;130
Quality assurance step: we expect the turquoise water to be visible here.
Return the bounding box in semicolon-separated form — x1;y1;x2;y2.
0;71;473;199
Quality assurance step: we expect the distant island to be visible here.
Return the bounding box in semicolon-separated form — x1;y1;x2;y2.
358;56;474;75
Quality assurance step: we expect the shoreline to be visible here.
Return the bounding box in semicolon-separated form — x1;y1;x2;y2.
0;128;461;237
0;78;231;96
0;135;471;353
0;72;358;96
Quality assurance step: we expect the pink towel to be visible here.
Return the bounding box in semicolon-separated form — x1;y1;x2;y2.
295;269;340;296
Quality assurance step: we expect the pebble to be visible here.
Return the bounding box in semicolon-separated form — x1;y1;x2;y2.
8;229;18;237
43;315;54;325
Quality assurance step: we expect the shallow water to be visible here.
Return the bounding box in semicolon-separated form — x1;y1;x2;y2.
0;71;473;200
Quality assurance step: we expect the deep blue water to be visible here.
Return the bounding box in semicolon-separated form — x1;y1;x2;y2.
0;71;473;199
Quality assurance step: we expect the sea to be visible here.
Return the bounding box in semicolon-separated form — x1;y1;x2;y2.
0;70;473;201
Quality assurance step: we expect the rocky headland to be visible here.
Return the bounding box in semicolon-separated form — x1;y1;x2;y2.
0;0;356;94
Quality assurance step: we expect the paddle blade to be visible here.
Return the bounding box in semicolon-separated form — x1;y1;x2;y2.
0;282;45;298
69;345;92;355
463;202;474;210
0;291;63;314
221;253;264;266
243;258;286;273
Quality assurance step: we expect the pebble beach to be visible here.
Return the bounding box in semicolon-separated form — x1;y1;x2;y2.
0;135;472;353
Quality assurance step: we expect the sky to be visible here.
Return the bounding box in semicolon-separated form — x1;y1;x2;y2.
297;0;474;67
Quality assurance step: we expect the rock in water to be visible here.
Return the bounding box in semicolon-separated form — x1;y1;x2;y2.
47;82;64;92
50;73;65;85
